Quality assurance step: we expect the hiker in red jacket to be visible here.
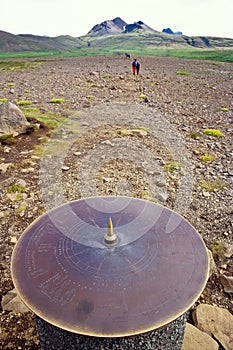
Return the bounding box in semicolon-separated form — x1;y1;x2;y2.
132;57;140;75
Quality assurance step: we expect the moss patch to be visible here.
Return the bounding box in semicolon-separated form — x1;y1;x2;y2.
0;134;15;144
200;154;215;162
204;129;224;137
17;100;32;106
164;161;184;172
23;108;67;129
199;179;227;191
210;241;225;260
176;71;190;75
49;98;65;103
6;184;26;193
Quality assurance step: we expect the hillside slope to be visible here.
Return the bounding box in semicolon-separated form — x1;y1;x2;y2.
0;17;233;52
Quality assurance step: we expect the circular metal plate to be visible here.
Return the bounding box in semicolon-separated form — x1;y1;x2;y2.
11;196;209;337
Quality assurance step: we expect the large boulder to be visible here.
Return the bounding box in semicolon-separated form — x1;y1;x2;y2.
182;323;219;350
0;101;30;137
194;304;233;350
1;288;29;313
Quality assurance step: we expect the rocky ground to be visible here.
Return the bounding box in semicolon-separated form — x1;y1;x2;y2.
0;56;232;349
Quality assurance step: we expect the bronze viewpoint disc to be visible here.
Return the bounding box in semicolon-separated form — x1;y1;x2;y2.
11;196;209;337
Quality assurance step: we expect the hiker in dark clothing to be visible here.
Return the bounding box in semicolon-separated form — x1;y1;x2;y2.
136;61;140;75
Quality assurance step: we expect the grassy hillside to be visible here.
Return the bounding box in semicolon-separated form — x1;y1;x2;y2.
0;29;233;62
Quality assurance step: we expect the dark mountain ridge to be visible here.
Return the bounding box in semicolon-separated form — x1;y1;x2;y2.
87;17;159;36
0;17;233;53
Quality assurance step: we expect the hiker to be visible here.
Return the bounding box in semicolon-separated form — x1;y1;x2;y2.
132;57;140;75
136;61;140;75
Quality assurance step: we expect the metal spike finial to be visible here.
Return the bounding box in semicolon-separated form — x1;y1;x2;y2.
104;218;118;244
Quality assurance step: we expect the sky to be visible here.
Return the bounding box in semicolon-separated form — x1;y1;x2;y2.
1;0;233;39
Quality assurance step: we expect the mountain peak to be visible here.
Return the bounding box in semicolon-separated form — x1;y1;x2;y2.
87;17;157;36
87;17;127;36
124;20;157;33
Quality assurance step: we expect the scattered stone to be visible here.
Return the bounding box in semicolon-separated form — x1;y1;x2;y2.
220;275;233;293
157;192;168;203
73;151;82;156
101;140;115;146
32;122;41;131
3;146;11;153
1;288;29;313
6;192;21;202
194;304;233;350
131;128;148;137
16;179;27;187
117;128;148;137
102;177;113;182
21;167;35;173
220;263;228;270
0;163;12;173
222;242;233;258
202;190;210;197
207;249;218;277
182;322;219;350
62;165;70;171
0;101;30;137
90;71;99;76
10;236;18;245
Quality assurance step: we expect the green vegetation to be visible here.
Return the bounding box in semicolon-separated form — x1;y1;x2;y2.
176;71;190;75
0;60;28;71
200;154;215;162
0;60;41;71
189;131;202;139
22;107;67;129
17;100;31;106
140;190;150;198
0;98;7;102
20;159;34;167
34;143;48;157
16;204;27;213
0;134;15;144
6;184;26;193
203;129;225;137
164;161;184;172
22;108;75;158
199;179;227;191
50;98;65;103
210;241;224;260
0;48;233;63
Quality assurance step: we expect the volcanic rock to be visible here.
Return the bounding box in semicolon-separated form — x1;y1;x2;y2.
0;101;29;137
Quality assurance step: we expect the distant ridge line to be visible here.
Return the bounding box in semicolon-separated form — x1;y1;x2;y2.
0;17;233;53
